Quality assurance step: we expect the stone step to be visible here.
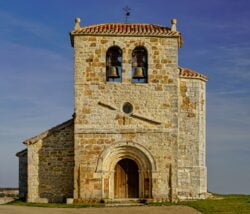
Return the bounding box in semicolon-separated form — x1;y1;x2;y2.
105;198;145;207
105;202;144;207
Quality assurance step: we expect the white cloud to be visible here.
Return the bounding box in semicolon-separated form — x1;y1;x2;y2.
0;10;56;40
207;90;250;152
206;89;250;194
0;39;73;161
184;44;250;84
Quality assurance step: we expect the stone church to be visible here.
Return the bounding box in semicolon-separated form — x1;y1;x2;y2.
16;18;208;203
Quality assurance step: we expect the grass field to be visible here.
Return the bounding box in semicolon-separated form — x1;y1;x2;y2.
180;194;250;214
4;194;250;213
147;194;250;214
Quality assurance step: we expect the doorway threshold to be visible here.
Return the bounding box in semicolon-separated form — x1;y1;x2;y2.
105;198;144;207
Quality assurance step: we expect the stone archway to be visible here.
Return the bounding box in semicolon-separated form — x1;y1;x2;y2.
96;142;156;199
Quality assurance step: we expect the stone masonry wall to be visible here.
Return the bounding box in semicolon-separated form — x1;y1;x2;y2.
0;188;19;204
27;122;74;203
74;132;177;200
73;35;180;200
177;78;207;199
74;36;179;130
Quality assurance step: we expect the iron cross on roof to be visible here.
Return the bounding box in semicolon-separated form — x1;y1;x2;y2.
123;6;131;23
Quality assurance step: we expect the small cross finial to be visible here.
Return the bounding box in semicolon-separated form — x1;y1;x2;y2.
123;6;131;23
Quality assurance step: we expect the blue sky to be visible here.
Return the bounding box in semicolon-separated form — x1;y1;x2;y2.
0;0;250;194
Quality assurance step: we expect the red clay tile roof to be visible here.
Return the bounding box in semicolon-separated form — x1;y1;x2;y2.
179;67;208;81
70;23;183;47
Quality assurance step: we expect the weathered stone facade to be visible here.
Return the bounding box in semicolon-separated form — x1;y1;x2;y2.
17;120;74;202
17;20;207;203
178;77;207;199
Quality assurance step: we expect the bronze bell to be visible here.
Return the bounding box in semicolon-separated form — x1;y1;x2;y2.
108;66;119;78
133;67;144;78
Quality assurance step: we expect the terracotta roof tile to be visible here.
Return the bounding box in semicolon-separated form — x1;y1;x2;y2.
179;67;208;81
70;23;183;47
72;22;161;35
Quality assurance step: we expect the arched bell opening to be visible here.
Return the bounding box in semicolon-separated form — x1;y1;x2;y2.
132;46;148;83
106;46;122;82
114;158;139;198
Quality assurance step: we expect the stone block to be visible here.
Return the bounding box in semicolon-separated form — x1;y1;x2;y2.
66;198;74;204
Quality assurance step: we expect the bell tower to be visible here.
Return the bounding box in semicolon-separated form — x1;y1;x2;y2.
70;18;207;201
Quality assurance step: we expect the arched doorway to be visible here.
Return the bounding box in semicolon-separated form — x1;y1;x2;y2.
114;158;139;198
96;142;156;199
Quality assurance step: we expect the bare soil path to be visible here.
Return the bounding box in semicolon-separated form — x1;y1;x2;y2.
0;205;200;214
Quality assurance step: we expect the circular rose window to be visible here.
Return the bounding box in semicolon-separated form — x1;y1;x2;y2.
122;102;133;114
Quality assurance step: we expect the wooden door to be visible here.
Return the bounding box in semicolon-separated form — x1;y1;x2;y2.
114;162;126;198
114;159;139;198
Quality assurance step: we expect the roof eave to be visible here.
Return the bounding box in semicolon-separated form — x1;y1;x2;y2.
180;75;208;82
23;118;74;145
179;67;208;81
16;149;27;157
70;32;183;48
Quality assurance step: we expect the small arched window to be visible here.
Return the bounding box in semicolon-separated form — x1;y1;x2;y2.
132;47;148;83
106;46;122;82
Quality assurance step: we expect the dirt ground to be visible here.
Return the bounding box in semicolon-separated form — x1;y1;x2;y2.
0;205;200;214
